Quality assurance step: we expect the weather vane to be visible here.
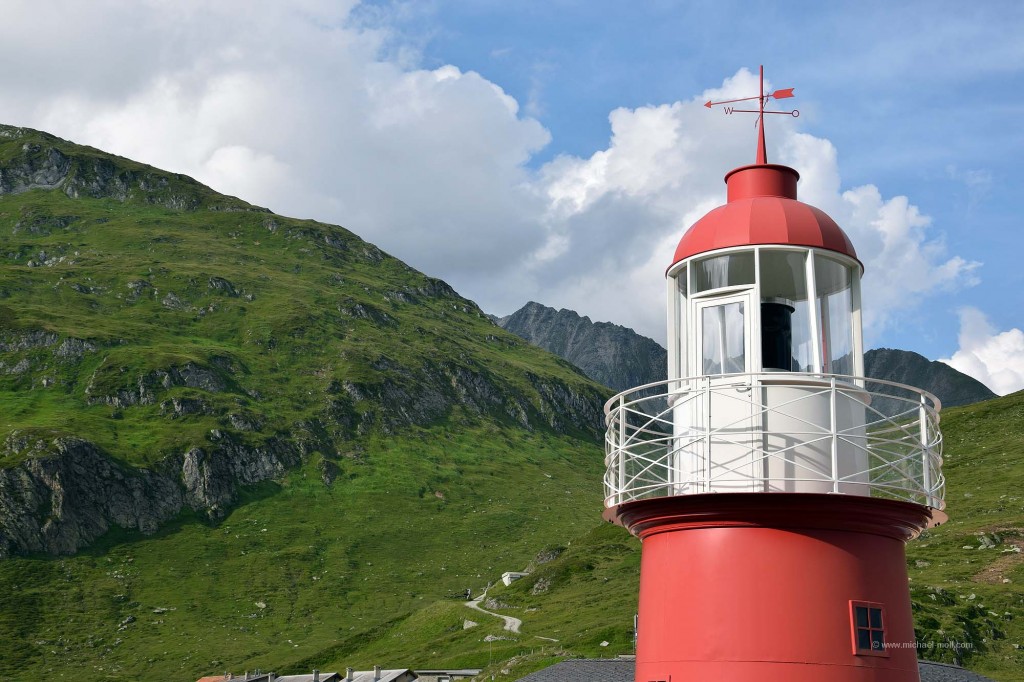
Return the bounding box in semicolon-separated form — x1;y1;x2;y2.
704;65;797;164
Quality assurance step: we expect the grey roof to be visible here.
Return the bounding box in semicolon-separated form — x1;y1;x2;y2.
515;659;633;682
918;661;999;682
297;670;409;682
514;658;997;682
412;671;484;677
274;674;342;682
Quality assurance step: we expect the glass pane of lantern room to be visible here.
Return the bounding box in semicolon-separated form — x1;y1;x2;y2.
759;250;810;372
701;301;746;375
693;252;755;293
814;255;855;375
677;267;687;377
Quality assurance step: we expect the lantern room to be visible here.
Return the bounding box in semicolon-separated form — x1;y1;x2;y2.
665;163;864;382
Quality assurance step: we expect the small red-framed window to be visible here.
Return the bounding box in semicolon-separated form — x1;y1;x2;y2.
850;601;887;656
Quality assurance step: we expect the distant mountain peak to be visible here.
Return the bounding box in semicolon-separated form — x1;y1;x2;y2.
496;301;666;392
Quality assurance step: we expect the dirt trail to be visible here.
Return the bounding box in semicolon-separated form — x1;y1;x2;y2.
464;587;522;634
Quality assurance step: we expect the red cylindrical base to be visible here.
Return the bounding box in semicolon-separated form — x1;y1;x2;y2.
609;494;934;682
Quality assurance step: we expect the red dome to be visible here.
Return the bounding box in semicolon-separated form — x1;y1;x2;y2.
671;164;860;270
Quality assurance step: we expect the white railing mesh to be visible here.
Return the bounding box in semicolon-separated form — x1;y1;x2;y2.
604;373;944;510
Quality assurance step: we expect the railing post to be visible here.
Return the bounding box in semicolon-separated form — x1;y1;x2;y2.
704;375;712;494
618;393;626;504
920;393;932;508
830;376;839;493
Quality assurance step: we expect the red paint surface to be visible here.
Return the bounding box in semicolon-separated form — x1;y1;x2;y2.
610;495;933;682
670;163;859;268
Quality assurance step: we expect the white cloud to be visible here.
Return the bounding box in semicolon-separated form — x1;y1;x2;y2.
940;308;1024;396
0;3;982;349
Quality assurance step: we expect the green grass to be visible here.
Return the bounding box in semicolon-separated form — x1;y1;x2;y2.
0;424;605;680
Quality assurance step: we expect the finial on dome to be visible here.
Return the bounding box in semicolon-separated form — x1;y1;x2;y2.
756;65;768;164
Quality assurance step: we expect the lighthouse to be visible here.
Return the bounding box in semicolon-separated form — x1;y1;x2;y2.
603;70;945;682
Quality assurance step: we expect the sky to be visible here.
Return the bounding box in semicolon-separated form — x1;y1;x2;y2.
1;0;1022;394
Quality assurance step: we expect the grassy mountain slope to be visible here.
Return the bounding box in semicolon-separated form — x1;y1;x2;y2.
0;124;611;679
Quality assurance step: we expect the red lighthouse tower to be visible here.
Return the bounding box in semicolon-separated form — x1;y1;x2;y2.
603;70;945;682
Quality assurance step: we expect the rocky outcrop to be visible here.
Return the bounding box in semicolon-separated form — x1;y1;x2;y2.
179;432;300;516
160;396;212;418
0;142;70;194
339;360;605;438
0;431;305;558
0;330;60;352
0;436;182;558
337;356;606;436
207;276;239;296
85;361;229;408
0;124;262;212
526;373;605;435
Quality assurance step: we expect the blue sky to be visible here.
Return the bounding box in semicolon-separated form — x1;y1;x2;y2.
1;1;1022;392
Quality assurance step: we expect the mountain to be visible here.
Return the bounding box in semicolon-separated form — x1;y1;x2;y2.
496;302;666;393
496;302;996;408
0;124;610;561
0;124;612;678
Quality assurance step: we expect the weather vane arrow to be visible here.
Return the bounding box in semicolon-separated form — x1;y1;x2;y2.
704;88;795;110
704;65;798;164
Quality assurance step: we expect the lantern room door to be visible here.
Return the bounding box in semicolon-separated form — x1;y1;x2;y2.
689;290;760;492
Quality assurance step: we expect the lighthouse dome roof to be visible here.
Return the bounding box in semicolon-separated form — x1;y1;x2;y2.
671;163;860;270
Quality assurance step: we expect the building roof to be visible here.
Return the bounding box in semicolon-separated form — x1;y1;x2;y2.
514;658;997;682
918;661;1000;682
670;163;859;270
280;670;410;682
515;659;634;682
412;670;484;676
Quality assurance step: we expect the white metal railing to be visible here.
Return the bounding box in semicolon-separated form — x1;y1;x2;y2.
604;373;944;510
